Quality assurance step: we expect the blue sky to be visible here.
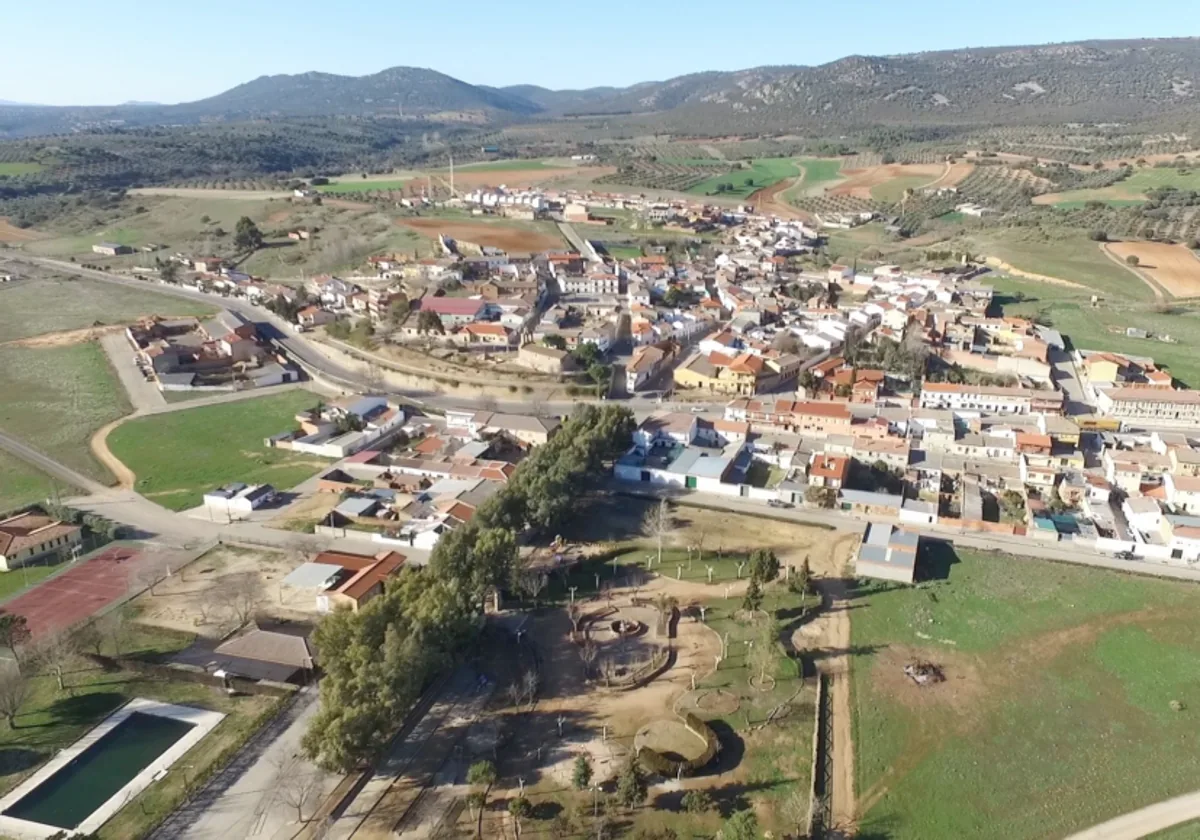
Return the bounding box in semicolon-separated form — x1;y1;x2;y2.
3;0;1197;106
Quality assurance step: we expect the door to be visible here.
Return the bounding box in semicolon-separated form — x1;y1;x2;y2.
686;476;697;490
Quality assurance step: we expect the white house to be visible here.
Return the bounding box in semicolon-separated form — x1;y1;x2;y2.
203;483;276;520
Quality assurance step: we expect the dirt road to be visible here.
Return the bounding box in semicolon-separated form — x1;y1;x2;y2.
1100;243;1166;302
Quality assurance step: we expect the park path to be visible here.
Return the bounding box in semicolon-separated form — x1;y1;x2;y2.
1063;790;1200;840
1100;242;1167;302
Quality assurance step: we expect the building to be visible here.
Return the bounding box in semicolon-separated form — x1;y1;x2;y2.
202;483;276;520
93;242;132;256
1095;388;1200;426
445;409;560;447
517;343;573;374
561;272;620;296
0;511;83;571
625;343;675;392
283;550;406;613
415;297;489;327
919;382;1063;415
855;523;920;584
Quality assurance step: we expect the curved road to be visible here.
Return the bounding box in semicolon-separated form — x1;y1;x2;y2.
1064;792;1200;840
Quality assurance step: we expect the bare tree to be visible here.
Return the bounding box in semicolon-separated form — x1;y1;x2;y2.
641;500;673;567
0;666;27;729
75;623;104;658
33;630;79;693
273;754;322;824
567;602;583;635
96;609;130;657
517;571;548;609
507;680;524;709
600;657;619;687
579;641;598;678
521;669;539;710
222;573;266;628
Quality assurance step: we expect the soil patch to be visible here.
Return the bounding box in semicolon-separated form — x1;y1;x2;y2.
983;256;1088;289
397;217;567;253
1106;241;1200;298
831;164;946;200
2;324;127;348
749;178;815;222
0;218;44;242
869;644;988;718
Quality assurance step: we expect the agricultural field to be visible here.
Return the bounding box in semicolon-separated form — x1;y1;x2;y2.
1036;167;1200;207
781;158;846;201
595;160;733;194
966;231;1154;301
991;276;1200;387
0;341;131;483
1105;241;1200;298
0;162;44;176
852;545;1200;840
396;215;567;253
687;158;800;199
105;390;327;511
450;159;562;172
0;274;215;343
315;177;414;193
0;451;62;513
831;163;947;201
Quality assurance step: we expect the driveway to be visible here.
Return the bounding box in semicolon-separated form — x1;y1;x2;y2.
100;332;167;411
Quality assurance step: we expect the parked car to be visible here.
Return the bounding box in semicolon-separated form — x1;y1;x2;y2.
1114;550;1136;561
767;499;792;509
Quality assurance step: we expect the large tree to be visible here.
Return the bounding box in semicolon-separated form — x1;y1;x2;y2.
234;216;264;251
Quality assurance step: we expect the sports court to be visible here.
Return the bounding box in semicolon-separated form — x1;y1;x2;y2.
5;547;141;636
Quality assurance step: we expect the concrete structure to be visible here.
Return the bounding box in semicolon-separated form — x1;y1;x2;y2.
202;483;276;521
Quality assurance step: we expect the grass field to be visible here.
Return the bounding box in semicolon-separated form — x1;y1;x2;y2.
106;390;326;511
0;342;131;483
972;232;1155;301
0;452;62;514
0;621;278;840
688;158;800;199
0;162;45;176
991;276;1200;387
852;546;1200;840
1039;168;1200;206
0;276;215;343
447;159;559;172
781;158;845;201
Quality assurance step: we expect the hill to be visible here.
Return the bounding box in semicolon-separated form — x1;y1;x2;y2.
3;38;1200;138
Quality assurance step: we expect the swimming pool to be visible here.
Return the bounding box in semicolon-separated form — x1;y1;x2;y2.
0;699;225;839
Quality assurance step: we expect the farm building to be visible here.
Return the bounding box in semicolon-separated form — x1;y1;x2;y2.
855;523;920;584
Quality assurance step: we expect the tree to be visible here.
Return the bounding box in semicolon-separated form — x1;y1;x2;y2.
1126;255;1140;266
234;216;264;251
580;641;599;678
159;260;180;284
1088;229;1108;242
273;754;322;824
748;549;779;585
572;342;601;367
416;310;445;335
96;609;131;657
387;295;410;324
508;796;533;837
681;789;714;814
720;809;760;840
220;572;265;628
588;363;612;387
742;579;763;613
0;613;31;673
543;334;567;351
641;500;673;566
614;757;647;809
572;755;593;790
467;760;497;829
0;667;27;729
749;618;780;685
33;630;78;693
516;570;548;608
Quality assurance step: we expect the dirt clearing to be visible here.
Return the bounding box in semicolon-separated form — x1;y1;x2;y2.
0;218;45;242
1;325;127;348
1106;241;1200;297
831;164;946;200
397;217;567;252
130;544;314;638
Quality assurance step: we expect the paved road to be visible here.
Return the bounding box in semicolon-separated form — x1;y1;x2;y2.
151;689;340;840
614;482;1200;584
0;429;110;496
1064;791;1200;840
100;332;167;411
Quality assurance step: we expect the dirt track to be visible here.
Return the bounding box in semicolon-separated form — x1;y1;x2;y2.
90;417;137;490
1106;241;1200;298
749;177;816;222
983;256;1088;290
1;325;126;348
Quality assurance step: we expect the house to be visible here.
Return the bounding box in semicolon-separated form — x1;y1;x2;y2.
445;409;560;447
839;489;904;518
855;523;920;584
191;256;225;274
317;469;361;494
297;306;335;329
270;396;406;459
206;626;316;684
634;413;700;449
283;550;406;613
626;343;676;392
415;297;489;327
808;454;849;489
919;382;1063;416
899;498;938;526
202;483;276;520
1095;388;1200;425
93;242;131;256
0;511;83;572
517;343;573;374
562;272;620;296
456;323;514;346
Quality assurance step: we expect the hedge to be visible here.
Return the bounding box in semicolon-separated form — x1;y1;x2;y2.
637;712;721;778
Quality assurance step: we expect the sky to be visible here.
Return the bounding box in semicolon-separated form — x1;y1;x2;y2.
3;0;1198;106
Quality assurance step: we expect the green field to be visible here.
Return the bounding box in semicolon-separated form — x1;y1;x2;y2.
1045;168;1200;206
0;276;215;343
106;390;326;511
872;173;942;204
687;158;800;199
448;159;558;172
974;232;1155;301
991;276;1200;387
0;162;44;176
853;546;1200;840
0;451;63;513
0;342;131;483
0;620;277;840
316;178;414;193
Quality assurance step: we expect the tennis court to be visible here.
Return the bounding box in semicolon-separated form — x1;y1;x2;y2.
5;547;141;636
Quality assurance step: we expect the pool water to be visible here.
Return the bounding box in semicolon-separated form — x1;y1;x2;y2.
3;711;195;829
